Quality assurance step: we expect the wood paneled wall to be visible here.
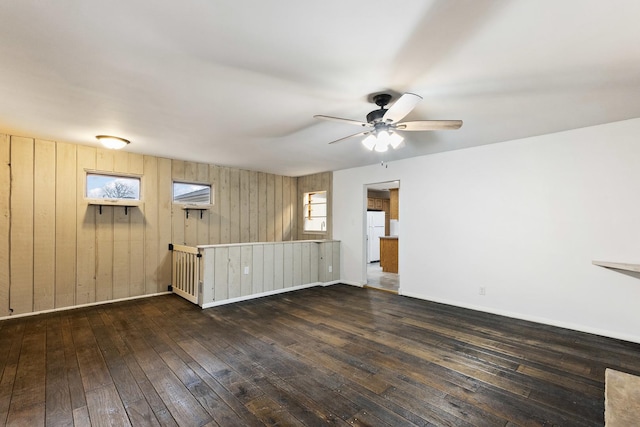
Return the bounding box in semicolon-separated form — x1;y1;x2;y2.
0;134;318;316
297;172;332;240
201;240;340;306
171;162;298;246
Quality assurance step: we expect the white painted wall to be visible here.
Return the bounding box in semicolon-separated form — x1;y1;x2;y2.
333;118;640;343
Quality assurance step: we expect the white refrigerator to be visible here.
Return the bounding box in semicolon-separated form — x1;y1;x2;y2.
367;211;386;263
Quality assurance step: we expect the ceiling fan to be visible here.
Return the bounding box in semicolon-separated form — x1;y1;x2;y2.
314;93;462;152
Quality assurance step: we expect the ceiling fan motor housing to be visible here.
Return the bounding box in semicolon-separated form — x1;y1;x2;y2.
366;108;387;124
366;93;393;123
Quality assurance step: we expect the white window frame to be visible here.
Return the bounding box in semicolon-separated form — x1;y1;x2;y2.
172;181;214;210
303;190;327;233
84;170;143;207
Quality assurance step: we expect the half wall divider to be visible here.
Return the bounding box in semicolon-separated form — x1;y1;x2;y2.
170;240;340;308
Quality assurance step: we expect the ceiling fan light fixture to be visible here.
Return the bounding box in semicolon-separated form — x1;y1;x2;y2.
362;134;376;150
389;132;404;149
96;135;130;150
374;142;389;153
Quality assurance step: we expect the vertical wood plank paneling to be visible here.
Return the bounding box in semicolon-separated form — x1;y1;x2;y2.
0;135;10;316
2;129;318;316
239;170;250;243
229;168;240;243
184;212;197;247
95;147;114;303
202;249;215;304
9;136;34;314
96;148;114;172
214;247;229;300
324;172;333;239
197;163;209;183
228;246;241;298
112;206;130;299
33;140;56;311
128;153;144;175
252;245;264;294
332;241;341;281
258;172;267;242
128;154;145;297
249;171;258;242
310;242;319;283
263;244;274;292
282;177;291;241
283;243;293;288
76;146;96;304
143;156;159;294
113;150;128;173
129;206;145;297
273;243;284;290
290;177;298;241
266;174;275;242
157;158;172;292
196;164;210;246
55;143;77;308
274;175;283;241
219;167;230;244
171;160;186;245
240;245;252;296
301;242;311;285
95;206;113;302
293;243;302;286
184;162;197;182
208;165;220;244
183;161;198;247
172;159;185;179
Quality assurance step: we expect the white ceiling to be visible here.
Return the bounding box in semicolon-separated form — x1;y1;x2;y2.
1;1;639;177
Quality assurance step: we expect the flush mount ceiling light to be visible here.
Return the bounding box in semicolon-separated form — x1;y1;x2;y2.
96;135;130;150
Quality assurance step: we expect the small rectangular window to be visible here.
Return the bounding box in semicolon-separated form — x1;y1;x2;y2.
173;182;212;205
86;173;141;200
303;191;327;233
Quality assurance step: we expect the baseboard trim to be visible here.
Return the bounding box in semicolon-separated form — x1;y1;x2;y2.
337;280;364;288
0;292;173;321
400;290;640;345
202;282;337;309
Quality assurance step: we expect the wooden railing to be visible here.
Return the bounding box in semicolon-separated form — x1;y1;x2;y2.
170;244;201;304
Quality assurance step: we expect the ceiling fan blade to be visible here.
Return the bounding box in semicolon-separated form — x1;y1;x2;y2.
383;93;423;123
314;115;371;127
328;131;371;145
395;120;463;131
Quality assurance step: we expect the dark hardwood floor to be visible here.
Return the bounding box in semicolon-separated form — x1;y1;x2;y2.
1;285;640;426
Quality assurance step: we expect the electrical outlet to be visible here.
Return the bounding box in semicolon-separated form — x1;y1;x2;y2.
479;287;486;296
243;266;250;275
328;265;332;273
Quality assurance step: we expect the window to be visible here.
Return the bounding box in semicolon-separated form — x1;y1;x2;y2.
303;191;327;233
173;182;212;205
86;173;141;201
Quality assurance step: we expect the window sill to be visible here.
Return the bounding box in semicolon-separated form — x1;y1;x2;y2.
177;204;213;210
86;199;143;207
86;199;143;215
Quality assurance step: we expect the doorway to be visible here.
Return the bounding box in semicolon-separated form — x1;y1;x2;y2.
364;181;400;293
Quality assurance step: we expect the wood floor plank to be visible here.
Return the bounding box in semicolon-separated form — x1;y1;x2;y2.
45;316;73;427
0;286;639;426
85;384;132;426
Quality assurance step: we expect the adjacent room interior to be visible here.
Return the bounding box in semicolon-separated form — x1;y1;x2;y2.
1;1;640;425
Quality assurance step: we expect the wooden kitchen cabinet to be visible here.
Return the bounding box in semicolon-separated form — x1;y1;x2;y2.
390;189;399;219
367;198;375;209
380;236;398;273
